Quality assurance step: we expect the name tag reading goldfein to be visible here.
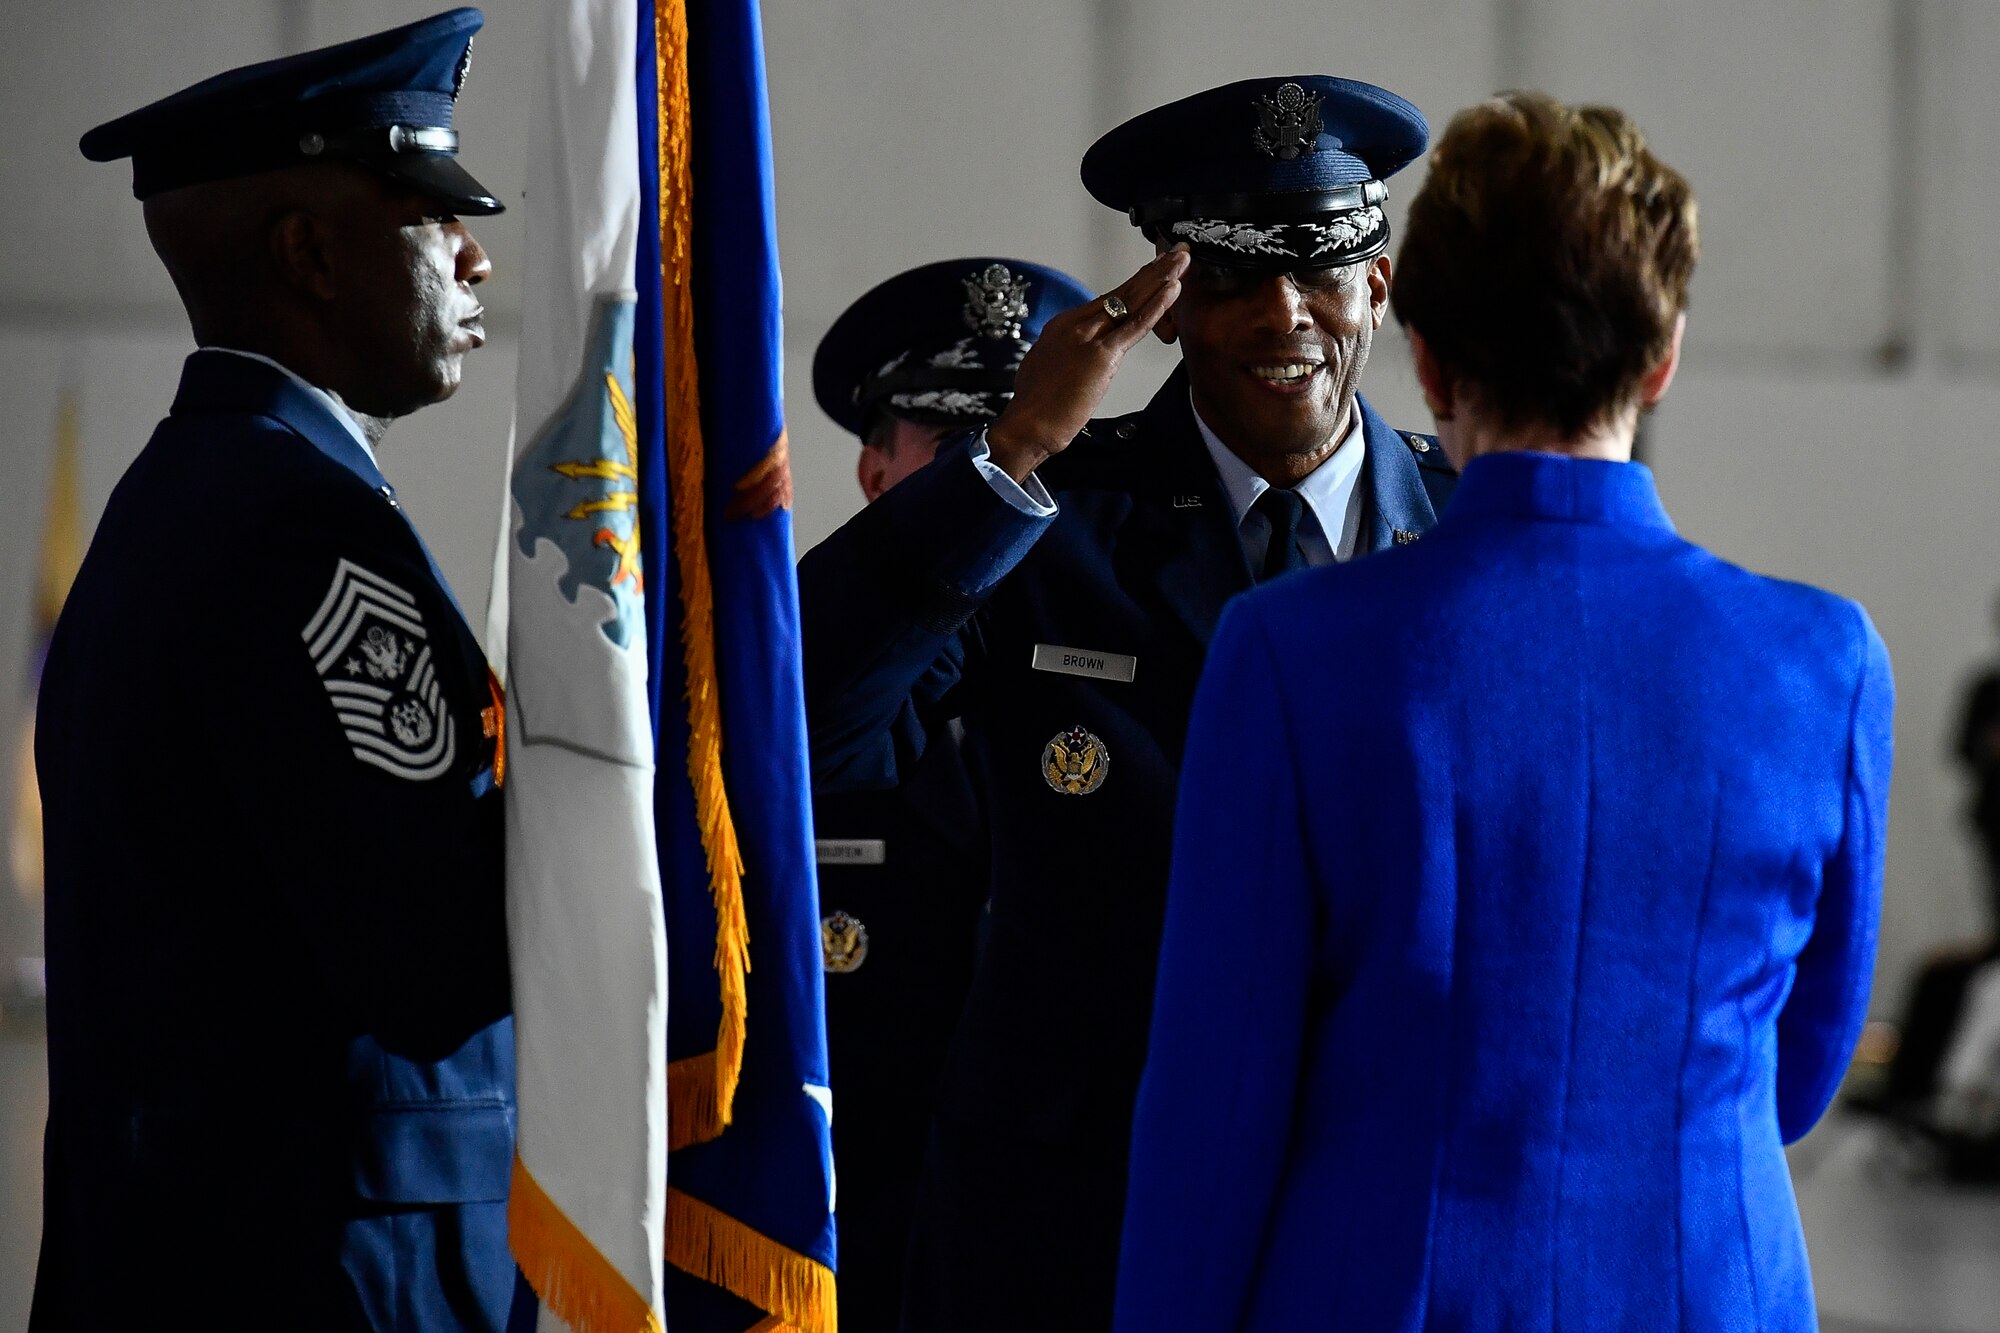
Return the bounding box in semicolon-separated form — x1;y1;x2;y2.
816;839;887;865
1031;643;1138;684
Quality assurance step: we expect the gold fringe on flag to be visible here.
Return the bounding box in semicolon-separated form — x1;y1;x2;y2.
510;1158;665;1333
655;0;751;1137
666;1188;838;1333
666;1051;723;1152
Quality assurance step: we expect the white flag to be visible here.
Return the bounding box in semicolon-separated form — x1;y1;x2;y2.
501;1;667;1329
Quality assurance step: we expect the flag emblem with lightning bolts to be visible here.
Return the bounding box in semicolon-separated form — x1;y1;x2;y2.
511;295;646;648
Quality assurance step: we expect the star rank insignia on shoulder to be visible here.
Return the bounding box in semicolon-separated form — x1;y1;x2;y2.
302;559;458;781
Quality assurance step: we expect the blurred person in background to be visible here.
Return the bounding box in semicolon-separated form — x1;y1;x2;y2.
1850;598;2000;1170
807;257;1089;1330
33;11;520;1330
799;76;1455;1331
1115;91;1891;1331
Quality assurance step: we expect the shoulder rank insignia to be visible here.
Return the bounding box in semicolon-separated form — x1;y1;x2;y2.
1253;82;1322;161
302;559;457;781
962;263;1031;341
1043;724;1110;796
822;911;870;973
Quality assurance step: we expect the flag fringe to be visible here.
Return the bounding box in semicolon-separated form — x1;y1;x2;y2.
667;1050;724;1150
509;1158;664;1333
656;0;752;1130
666;1187;837;1333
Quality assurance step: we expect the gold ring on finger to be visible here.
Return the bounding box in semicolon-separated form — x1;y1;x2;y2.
1100;294;1129;320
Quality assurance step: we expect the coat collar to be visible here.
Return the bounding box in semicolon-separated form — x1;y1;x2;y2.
1355;393;1440;550
1128;367;1253;648
169;348;390;494
1446;452;1674;532
168;348;477;631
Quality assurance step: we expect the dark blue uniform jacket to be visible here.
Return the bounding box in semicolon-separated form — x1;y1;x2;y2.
797;366;1455;1330
814;727;986;1332
32;350;516;1332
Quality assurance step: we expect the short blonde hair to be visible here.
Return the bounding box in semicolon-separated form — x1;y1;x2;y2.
1391;92;1698;437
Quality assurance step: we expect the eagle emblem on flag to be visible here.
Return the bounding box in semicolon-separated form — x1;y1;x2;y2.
302;558;457;781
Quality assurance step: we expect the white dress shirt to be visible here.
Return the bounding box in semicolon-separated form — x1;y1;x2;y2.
206;346;381;467
969;396;1368;570
1191;394;1367;568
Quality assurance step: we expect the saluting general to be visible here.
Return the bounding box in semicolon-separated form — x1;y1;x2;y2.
798;77;1453;1330
34;10;519;1331
808;257;1091;1332
1116;93;1893;1331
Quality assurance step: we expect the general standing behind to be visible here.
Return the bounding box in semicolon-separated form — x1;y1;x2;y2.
807;258;1089;1331
35;10;517;1330
1116;92;1893;1331
799;78;1455;1330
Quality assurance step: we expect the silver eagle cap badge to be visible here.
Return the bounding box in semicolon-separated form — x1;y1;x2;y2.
1253;82;1322;160
962;263;1032;340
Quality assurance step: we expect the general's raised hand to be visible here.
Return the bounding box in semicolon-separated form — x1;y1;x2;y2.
985;245;1190;483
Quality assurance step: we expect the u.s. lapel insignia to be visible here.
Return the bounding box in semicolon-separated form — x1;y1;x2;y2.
1043;725;1110;796
822;911;870;973
1393;528;1421;545
302;559;457;782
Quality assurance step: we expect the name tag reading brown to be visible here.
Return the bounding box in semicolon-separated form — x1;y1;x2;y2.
1031;643;1138;684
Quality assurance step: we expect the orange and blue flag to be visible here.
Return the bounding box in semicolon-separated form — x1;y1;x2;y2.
639;0;837;1327
500;0;831;1329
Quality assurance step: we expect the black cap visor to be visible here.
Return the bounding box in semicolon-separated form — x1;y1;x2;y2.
365;152;504;216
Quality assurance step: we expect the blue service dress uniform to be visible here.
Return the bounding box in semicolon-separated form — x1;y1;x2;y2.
798;365;1455;1329
32;350;517;1331
806;256;1089;1332
814;726;987;1333
1115;453;1893;1332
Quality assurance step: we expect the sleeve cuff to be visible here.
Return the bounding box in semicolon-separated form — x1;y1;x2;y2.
970;430;1057;517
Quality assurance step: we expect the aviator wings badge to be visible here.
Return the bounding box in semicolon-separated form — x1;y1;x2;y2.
1253;82;1322;160
302;559;458;782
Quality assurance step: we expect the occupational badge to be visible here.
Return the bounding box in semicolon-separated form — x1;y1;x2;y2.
1253;82;1322;160
302;558;457;782
962;263;1032;340
1043;725;1110;796
822;911;870;973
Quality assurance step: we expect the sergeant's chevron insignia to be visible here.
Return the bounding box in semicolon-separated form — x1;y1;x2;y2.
302;559;458;781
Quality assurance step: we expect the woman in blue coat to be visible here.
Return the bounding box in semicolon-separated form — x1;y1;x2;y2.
1113;92;1893;1332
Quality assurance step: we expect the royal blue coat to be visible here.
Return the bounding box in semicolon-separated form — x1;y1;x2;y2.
1114;453;1893;1332
32;351;519;1331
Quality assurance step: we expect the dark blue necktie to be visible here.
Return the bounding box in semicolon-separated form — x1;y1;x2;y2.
1253;486;1308;582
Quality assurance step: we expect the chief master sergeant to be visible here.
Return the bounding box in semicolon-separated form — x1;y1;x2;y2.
34;9;520;1330
798;76;1457;1330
